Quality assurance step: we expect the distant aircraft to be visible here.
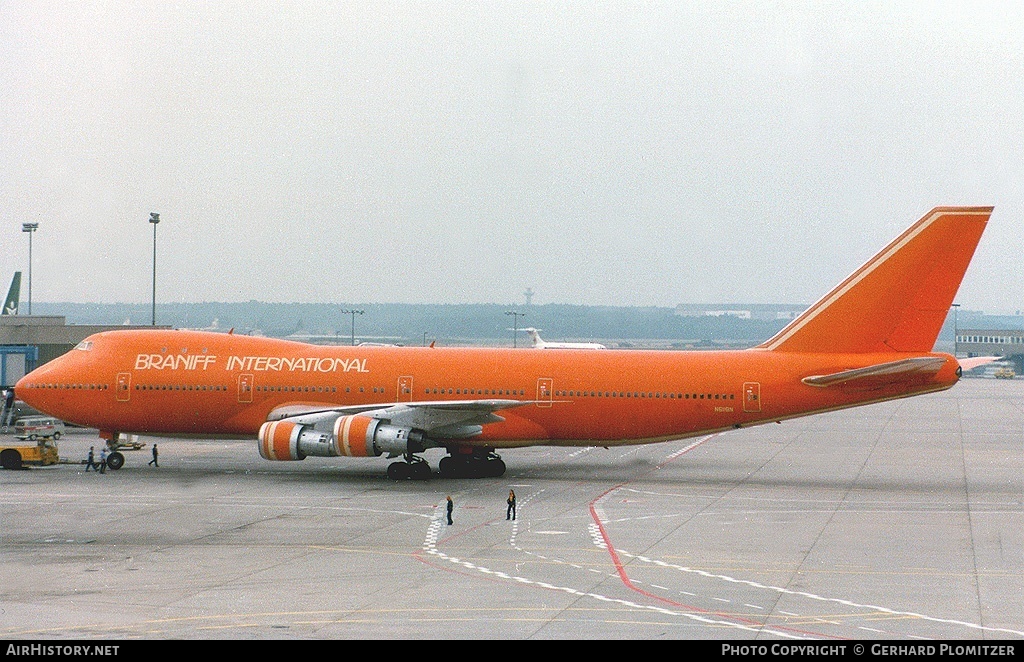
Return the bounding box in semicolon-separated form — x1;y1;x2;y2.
522;328;607;349
181;318;222;332
2;272;21;315
15;207;992;481
182;318;266;336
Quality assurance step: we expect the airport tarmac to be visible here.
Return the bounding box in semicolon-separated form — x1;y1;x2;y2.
1;378;1021;641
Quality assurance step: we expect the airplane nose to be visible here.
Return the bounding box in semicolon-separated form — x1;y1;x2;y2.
15;371;44;411
15;358;68;415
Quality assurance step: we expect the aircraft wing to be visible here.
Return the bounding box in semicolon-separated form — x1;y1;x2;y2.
801;357;947;389
266;399;530;438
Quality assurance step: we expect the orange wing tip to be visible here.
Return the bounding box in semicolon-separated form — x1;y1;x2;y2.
802;357;947;388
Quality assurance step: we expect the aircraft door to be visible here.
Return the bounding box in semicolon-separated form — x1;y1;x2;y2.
238;374;254;403
743;382;761;413
397;376;413;402
536;378;553;407
115;372;131;402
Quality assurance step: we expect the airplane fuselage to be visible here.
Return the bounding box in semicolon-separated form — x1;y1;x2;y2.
16;328;960;447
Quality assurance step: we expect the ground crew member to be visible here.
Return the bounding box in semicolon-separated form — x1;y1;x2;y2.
149;443;159;467
99;447;107;474
507;489;516;520
85;446;97;472
446;495;454;525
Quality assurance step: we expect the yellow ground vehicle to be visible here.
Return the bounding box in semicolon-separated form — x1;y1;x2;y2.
994;367;1016;379
0;438;59;469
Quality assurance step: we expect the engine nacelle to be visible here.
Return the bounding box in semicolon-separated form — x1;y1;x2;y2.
258;416;427;461
332;415;426;457
258;420;348;461
258;420;304;461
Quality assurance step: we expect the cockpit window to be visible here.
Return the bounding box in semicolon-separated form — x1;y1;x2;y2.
74;341;93;351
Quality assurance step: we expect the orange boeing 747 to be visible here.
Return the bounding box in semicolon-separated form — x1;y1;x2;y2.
15;207;992;479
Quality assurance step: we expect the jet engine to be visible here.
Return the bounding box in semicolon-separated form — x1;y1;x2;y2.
257;415;427;461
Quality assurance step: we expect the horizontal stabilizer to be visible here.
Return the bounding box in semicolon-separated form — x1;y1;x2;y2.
957;356;1002;371
802;357;947;388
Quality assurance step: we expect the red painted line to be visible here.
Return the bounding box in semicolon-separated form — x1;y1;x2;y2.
589;435;844;639
589;434;717;594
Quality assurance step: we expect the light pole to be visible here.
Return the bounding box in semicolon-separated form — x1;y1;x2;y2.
149;213;160;326
505;310;526;348
951;303;960;357
340;309;364;346
21;223;37;315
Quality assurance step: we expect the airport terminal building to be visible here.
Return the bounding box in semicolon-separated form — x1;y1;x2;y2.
957;328;1024;373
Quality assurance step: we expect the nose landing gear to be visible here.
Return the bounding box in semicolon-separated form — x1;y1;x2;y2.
105;451;125;471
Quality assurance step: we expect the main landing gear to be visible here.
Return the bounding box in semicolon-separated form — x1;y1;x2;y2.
438;449;506;478
387;454;432;481
386;449;508;480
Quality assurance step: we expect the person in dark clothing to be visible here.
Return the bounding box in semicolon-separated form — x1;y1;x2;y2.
98;447;107;474
446;495;454;525
507;489;516;520
148;443;159;467
84;446;97;472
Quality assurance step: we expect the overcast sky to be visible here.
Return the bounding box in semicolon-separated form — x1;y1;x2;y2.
2;1;1022;311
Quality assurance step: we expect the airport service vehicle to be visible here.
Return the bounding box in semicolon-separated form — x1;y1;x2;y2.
14;207;993;479
14;416;65;441
994;367;1015;379
0;437;58;469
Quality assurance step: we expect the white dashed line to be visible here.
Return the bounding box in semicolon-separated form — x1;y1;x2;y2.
588;458;1024;640
424;499;801;638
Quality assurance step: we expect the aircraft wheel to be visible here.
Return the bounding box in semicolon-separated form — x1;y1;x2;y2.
489;458;506;477
438;457;455;478
106;452;125;471
387;462;410;480
52;432;61;440
1;449;23;470
451;460;470;478
411;461;432;480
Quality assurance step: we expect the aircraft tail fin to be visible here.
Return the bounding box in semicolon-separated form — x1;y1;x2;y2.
2;272;21;315
756;207;992;354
